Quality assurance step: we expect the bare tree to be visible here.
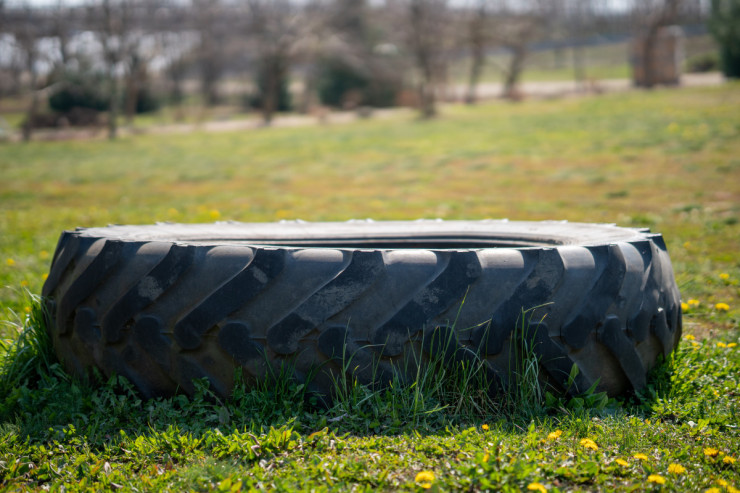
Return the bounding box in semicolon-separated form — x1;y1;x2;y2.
51;0;74;71
0;39;24;100
156;14;195;119
247;0;313;125
86;0;162;136
314;0;407;112
192;0;226;106
12;6;42;141
399;0;450;118
631;0;682;88
545;0;612;91
463;0;490;104
490;0;549;100
123;51;144;124
89;0;134;139
564;0;595;89
121;0;162;124
312;0;367;111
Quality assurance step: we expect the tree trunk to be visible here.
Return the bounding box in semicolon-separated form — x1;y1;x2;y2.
200;51;220;106
465;42;484;105
22;80;38;142
261;57;283;126
409;0;440;119
414;39;437;118
465;6;486;105
22;56;38;142
262;76;276;126
167;60;186;121
573;44;586;91
108;69;119;140
299;69;317;115
417;50;436;118
417;80;436;119
503;44;527;99
125;69;139;125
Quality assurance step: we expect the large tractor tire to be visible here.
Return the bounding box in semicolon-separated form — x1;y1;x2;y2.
42;220;682;400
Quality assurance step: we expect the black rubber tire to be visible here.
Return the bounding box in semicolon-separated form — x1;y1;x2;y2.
42;220;682;400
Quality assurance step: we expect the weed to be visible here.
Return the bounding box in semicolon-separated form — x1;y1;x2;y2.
0;293;55;418
503;305;548;417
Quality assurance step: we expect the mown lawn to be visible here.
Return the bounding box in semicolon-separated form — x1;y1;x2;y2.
1;84;739;491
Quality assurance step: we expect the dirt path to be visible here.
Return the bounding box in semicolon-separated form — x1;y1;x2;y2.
450;72;723;100
7;72;725;142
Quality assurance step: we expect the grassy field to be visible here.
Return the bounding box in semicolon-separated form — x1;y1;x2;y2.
1;84;739;491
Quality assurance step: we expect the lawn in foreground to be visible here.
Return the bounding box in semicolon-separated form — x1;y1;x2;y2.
0;84;739;491
0;305;738;491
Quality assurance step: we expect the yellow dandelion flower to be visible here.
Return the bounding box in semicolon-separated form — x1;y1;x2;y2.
728;343;738;348
6;258;15;266
415;471;435;489
42;273;49;281
705;488;721;493
39;250;49;260
580;438;598;451
647;474;666;485
527;482;547;493
688;299;700;307
209;209;221;220
720;273;730;281
704;448;719;458
481;424;489;431
718;479;729;487
668;463;686;474
715;302;730;312
482;453;490;463
547;430;562;440
723;456;737;464
616;458;629;467
684;334;696;341
717;342;727;348
727;486;739;493
24;306;31;314
634;453;649;461
20;280;29;287
681;302;689;311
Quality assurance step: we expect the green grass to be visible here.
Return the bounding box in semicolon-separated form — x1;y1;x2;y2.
0;298;737;491
1;84;739;491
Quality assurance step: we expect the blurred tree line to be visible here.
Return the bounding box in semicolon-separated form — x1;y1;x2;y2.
0;0;724;141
